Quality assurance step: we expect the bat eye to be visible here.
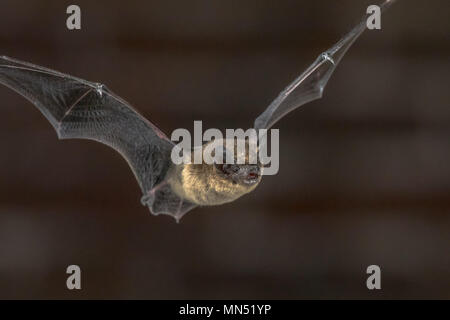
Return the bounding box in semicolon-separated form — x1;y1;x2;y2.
216;164;239;175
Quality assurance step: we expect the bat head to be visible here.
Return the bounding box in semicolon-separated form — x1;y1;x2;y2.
179;138;263;207
212;138;262;187
215;163;262;186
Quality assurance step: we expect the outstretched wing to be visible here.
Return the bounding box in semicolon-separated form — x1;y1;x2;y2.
254;0;398;130
0;55;196;220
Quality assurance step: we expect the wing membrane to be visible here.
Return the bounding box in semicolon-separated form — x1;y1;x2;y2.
0;56;196;219
254;0;398;130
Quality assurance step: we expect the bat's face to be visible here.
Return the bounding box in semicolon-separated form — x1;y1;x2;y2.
215;163;262;186
212;138;262;187
172;138;263;207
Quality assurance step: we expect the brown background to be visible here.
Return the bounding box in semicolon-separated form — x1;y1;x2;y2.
0;0;449;299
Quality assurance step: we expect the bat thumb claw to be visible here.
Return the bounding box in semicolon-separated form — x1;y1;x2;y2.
140;194;153;206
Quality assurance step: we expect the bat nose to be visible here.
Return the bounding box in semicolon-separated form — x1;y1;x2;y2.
248;165;260;175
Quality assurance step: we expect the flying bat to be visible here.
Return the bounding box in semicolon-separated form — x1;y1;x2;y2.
0;0;398;221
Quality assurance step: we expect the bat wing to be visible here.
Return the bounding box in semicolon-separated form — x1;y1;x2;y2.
0;55;196;221
254;0;397;130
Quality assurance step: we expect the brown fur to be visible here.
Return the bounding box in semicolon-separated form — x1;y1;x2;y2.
168;139;261;206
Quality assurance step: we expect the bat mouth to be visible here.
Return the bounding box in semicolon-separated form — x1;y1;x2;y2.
244;172;259;184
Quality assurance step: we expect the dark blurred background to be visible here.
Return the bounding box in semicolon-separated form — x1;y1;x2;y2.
0;0;449;299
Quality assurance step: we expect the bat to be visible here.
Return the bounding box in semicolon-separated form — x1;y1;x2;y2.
0;0;398;222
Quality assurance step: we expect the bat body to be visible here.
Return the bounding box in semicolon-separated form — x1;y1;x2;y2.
167;138;262;207
0;0;397;221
